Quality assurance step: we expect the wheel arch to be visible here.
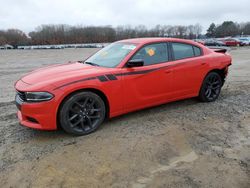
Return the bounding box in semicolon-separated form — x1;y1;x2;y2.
198;66;228;96
208;67;228;84
56;88;110;129
204;66;228;86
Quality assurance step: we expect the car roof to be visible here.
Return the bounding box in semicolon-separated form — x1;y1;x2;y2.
118;37;197;45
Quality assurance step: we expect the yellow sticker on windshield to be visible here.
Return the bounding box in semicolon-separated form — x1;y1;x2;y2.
101;51;108;57
147;48;155;56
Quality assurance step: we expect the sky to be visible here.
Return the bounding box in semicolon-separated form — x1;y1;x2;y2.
0;0;249;33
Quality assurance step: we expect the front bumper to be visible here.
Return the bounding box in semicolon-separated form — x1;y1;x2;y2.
15;93;58;130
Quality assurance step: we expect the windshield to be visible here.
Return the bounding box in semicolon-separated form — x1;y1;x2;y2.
85;42;137;68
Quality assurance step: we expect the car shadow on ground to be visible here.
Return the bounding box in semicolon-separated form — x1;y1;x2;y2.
13;97;199;140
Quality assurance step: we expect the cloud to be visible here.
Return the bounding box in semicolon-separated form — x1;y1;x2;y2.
0;0;249;33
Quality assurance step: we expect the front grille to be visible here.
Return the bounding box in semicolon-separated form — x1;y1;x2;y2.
16;90;26;101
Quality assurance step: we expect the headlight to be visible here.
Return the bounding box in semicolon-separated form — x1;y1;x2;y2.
25;92;54;102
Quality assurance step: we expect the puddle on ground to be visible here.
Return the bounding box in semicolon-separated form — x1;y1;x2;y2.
132;151;198;188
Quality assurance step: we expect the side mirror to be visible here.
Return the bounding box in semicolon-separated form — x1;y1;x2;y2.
127;59;144;67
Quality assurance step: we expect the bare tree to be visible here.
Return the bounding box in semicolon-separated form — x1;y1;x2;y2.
3;21;250;47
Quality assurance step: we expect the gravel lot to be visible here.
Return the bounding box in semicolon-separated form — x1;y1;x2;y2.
0;48;249;188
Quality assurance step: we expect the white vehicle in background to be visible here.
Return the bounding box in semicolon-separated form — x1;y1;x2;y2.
237;38;250;46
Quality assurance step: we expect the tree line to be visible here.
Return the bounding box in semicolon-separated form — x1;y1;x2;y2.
206;21;250;38
0;24;202;45
0;21;250;46
0;24;203;46
0;29;29;47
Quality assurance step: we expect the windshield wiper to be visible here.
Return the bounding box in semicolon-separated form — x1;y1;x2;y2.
85;62;100;66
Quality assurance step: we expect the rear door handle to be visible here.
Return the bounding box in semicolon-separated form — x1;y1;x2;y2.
201;62;206;66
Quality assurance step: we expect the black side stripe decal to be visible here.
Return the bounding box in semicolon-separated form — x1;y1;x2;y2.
106;74;117;80
53;77;96;90
114;67;160;76
97;75;108;82
54;66;170;90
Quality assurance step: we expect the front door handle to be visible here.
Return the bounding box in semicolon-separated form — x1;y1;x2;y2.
165;70;172;74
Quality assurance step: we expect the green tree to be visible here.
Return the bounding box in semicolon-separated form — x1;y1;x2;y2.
206;23;216;37
241;22;250;35
215;21;239;37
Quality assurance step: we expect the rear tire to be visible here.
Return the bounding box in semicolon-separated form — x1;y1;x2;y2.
199;72;222;102
59;91;106;136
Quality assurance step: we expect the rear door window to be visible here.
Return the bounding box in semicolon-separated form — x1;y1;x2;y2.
172;43;202;60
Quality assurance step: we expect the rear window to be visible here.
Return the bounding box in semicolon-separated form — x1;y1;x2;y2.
172;43;202;60
194;46;202;56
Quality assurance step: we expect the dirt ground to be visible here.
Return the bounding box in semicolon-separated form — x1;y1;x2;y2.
0;48;249;188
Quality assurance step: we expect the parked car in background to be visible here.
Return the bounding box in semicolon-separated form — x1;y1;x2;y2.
0;44;14;49
237;38;250;46
194;39;205;45
204;39;226;47
221;38;243;46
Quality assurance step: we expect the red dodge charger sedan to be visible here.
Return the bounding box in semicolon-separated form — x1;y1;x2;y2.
15;38;232;135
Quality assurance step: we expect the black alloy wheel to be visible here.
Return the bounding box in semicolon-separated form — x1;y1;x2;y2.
59;91;106;135
199;72;222;102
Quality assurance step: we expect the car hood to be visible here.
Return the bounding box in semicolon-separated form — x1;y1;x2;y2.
21;62;110;87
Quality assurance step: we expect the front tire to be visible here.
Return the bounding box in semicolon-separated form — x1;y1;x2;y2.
199;72;222;102
59;91;106;136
